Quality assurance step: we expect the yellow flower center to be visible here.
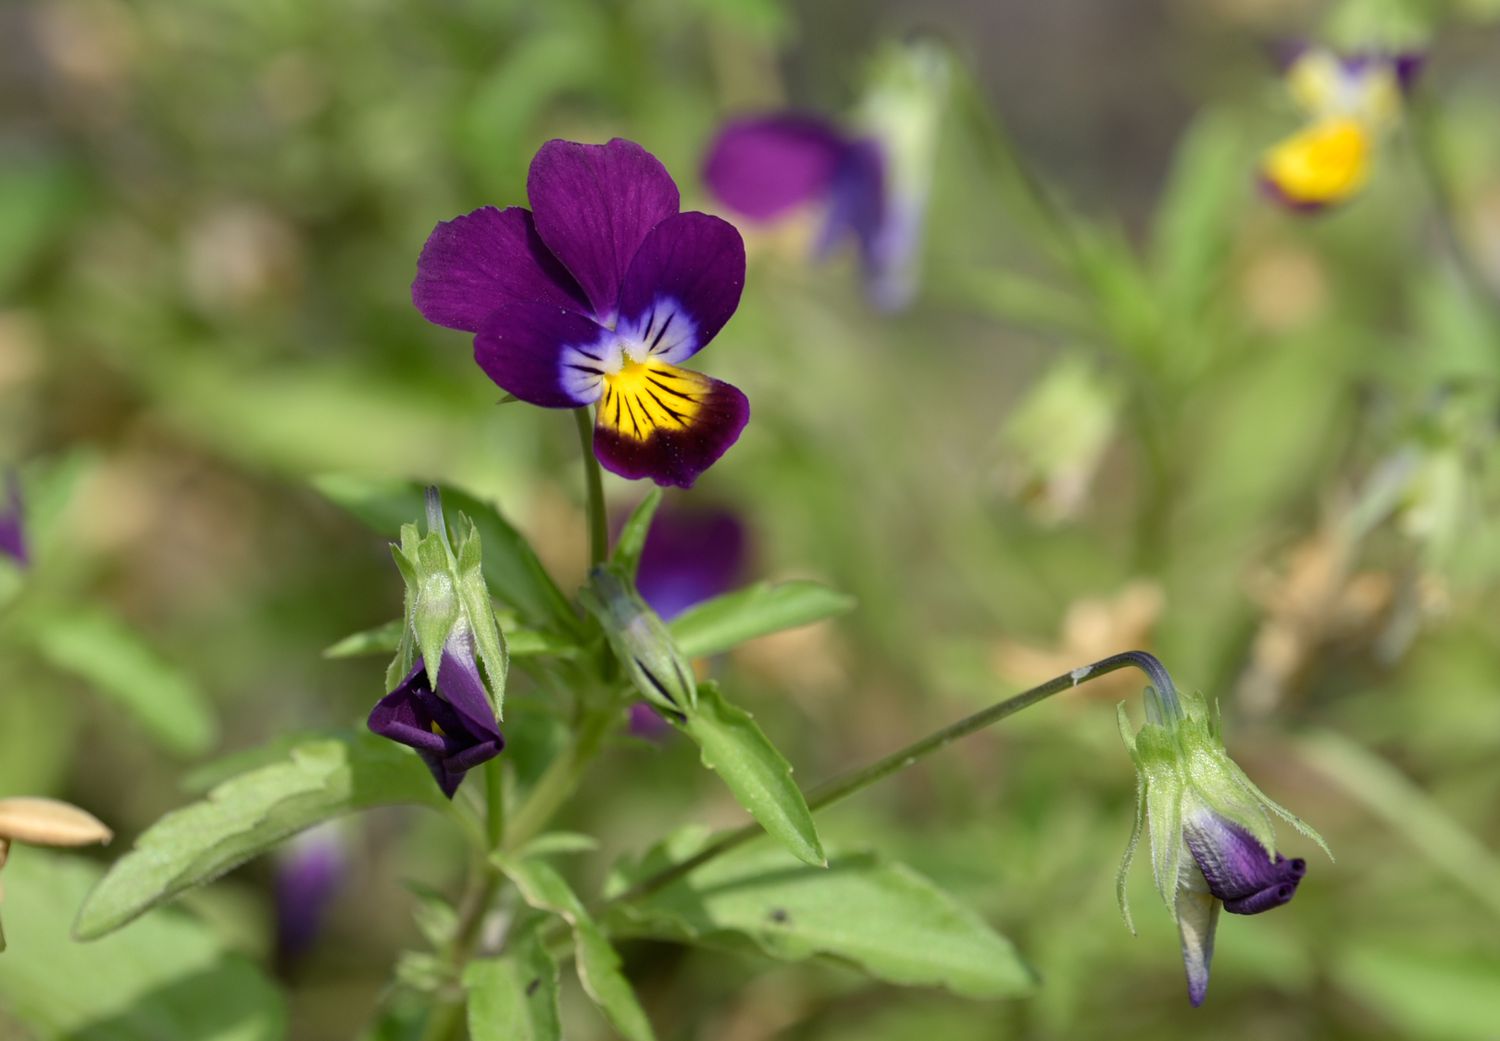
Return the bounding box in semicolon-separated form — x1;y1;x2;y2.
599;358;706;442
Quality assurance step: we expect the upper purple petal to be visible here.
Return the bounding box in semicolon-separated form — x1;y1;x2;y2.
1184;811;1307;914
412;206;589;333
636;504;748;621
475;301;609;408
703;114;851;221
527;138;681;324
616;212;746;364
0;470;27;568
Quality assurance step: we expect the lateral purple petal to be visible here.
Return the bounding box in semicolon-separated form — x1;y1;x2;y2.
593;374;749;489
475;301;609;408
617;212;746;364
412;206;589;332
527;138;681;324
637;504;748;621
1184;812;1307;913
703;114;850;221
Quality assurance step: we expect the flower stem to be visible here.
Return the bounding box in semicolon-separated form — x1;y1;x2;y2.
573;408;609;568
483;758;505;851
1409;99;1500;322
603;650;1176;907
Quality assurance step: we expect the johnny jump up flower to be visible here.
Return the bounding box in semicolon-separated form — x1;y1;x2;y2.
703;38;949;311
369;628;504;799
414;139;749;489
1259;44;1422;212
1117;682;1329;1006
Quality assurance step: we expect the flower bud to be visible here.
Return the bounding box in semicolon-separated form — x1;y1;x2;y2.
581;564;697;713
1117;681;1329;1006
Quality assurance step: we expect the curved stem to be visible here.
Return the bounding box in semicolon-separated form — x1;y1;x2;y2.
602;650;1177;908
573;408;609;568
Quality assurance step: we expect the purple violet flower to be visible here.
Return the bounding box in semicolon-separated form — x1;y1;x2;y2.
274;825;346;970
1185;812;1307;916
703;114;898;306
0;472;28;568
635;504;749;623
368;629;504;798
413;139;749;489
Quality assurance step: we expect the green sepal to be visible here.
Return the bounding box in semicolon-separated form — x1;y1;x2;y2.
611;489;662;580
580;564;696;713
454;514;509;720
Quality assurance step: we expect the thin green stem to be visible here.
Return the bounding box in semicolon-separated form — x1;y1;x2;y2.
484;758;506;851
1409;100;1500;322
573;408;609;568
601;651;1177;908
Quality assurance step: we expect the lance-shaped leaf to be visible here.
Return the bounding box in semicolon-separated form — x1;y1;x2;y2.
0;849;285;1040
464;935;561;1041
27;607;218;757
494;855;655;1041
677;682;824;868
606;834;1035;997
74;734;448;939
669;580;855;659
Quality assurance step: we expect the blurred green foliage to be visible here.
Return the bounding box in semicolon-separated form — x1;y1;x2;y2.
4;0;1500;1038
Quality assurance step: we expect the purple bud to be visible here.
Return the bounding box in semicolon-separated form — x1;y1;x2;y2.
368;630;504;798
0;471;28;568
627;702;674;742
1184;811;1307;916
274;826;345;970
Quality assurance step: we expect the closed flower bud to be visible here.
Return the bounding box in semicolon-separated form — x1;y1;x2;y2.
1117;679;1329;1006
581;564;697;714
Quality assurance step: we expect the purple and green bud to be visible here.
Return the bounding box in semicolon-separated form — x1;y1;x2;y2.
369;490;508;798
581;563;696;714
1117;682;1329;1007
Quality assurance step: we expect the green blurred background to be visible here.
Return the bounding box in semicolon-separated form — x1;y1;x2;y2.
4;0;1500;1038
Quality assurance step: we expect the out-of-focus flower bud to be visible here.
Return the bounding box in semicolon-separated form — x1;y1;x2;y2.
581;564;697;714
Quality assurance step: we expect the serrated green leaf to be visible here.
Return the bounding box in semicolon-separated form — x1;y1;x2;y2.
611;489;662;580
465;936;561;1041
316;476;578;635
607;838;1035;998
495;856;655;1041
615;842;1022;988
75;733;447;939
27;607;218;757
669;580;855;659
0;849;285;1040
677;682;824;867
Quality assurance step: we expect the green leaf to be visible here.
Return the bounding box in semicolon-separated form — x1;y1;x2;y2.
516;831;601;859
669;580;855;659
607;837;1035;998
1149;112;1246;317
316;475;578;635
611;489;662;579
27;607;218;757
0;849;285;1040
75;733;447;939
678;682;825;867
495;856;656;1041
464;936;562;1041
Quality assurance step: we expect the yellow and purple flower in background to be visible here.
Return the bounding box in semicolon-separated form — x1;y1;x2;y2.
414;139;748;489
1259;44;1422;213
0;472;27;568
1117;682;1329;1006
702;38;950;311
627;503;748;739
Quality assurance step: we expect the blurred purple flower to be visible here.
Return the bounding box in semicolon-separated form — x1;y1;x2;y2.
413;138;749;489
627;702;674;742
636;504;749;622
704;114;912;309
275;825;346;970
368;630;504;798
0;471;28;568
